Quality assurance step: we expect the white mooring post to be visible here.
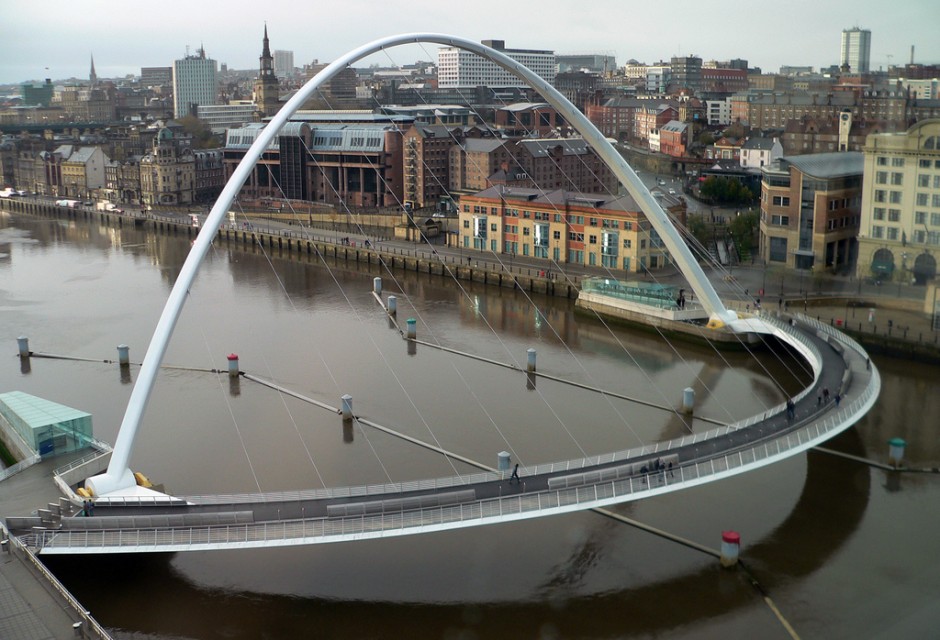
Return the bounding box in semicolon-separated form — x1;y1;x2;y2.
16;336;29;358
341;394;353;421
888;438;906;468
406;318;417;340
227;353;239;378
682;387;695;414
117;344;130;366
527;348;537;372
373;277;382;296
720;531;740;567
387;295;397;316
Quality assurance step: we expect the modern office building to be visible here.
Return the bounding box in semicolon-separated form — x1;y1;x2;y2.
840;27;871;74
172;46;218;118
437;40;555;89
857;119;940;284
274;50;294;79
759;152;864;271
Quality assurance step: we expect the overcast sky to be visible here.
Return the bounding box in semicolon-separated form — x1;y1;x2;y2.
3;0;939;85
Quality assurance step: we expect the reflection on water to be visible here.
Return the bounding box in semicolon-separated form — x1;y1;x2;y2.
3;211;940;638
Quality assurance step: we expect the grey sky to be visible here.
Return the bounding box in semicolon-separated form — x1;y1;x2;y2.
3;0;939;84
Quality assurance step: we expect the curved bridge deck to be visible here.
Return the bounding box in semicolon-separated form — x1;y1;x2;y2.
17;313;878;554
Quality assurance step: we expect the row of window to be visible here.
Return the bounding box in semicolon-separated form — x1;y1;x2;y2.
464;206;636;230
871;226;940;245
876;157;906;167
874;171;904;185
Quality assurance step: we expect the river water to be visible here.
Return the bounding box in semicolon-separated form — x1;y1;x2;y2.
1;210;938;639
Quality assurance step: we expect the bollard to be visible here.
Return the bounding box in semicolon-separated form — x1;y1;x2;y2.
73;621;83;637
527;348;537;372
373;277;382;296
720;530;740;568
117;344;130;366
17;336;29;358
888;437;906;468
498;451;511;472
227;353;239;378
406;318;417;340
341;394;353;421
682;387;695;414
387;295;397;316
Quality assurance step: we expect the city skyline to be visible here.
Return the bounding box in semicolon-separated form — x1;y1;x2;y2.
2;0;940;85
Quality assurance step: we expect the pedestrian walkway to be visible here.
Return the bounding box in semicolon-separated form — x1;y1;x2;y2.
0;532;110;639
0;456;112;639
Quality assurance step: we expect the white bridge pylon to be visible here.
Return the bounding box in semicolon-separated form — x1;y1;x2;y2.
87;33;743;497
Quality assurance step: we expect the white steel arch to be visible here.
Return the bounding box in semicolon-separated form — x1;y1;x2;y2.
86;33;737;497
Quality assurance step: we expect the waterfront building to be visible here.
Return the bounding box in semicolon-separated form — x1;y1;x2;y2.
458;185;679;273
140;127;195;206
759;151;863;271
841;27;872;74
403;124;468;209
223;121;404;207
857;119;940;284
173;46;218;118
60;146;109;200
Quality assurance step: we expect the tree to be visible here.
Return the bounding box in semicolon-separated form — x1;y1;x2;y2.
175;115;220;149
729;210;759;257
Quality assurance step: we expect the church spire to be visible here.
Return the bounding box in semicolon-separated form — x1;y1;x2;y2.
89;53;97;86
259;23;274;78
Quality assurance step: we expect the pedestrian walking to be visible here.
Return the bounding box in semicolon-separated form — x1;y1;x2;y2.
817;394;822;406
835;394;841;407
510;463;520;484
823;387;830;402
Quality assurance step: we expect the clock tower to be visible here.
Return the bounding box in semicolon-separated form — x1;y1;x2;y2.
254;25;281;118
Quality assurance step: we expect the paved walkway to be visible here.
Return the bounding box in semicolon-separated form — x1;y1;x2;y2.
0;543;79;640
0;457;111;639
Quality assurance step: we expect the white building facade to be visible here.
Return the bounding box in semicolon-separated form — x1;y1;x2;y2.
172;49;218;118
437;40;555;89
274;50;294;79
840;27;871;74
857;119;940;284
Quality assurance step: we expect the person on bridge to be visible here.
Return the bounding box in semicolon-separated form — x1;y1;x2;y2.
510;464;520;484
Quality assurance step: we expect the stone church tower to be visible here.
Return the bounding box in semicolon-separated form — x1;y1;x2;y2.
254;25;281;118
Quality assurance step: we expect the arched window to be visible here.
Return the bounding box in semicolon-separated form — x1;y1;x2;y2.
924;136;937;150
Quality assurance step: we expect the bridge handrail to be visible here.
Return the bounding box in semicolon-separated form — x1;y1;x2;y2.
33;362;879;552
53;440;113;477
1;523;113;638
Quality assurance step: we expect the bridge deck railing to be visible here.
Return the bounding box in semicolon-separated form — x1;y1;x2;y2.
33;363;878;552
